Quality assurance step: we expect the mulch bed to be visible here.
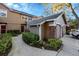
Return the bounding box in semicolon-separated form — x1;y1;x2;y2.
23;38;63;51
44;44;63;51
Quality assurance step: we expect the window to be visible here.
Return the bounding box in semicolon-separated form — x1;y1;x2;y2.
22;16;27;19
29;17;32;20
0;9;7;17
1;25;6;34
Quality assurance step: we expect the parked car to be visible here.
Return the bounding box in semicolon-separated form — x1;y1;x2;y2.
71;29;79;39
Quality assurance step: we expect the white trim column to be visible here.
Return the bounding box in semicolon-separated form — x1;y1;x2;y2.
26;17;29;29
39;24;42;40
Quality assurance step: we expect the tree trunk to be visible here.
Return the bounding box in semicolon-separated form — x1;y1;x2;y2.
71;4;79;29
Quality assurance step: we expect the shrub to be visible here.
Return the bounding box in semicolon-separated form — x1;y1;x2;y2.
22;32;42;48
46;38;62;50
22;32;39;45
22;32;63;50
31;41;43;48
7;30;21;36
0;33;12;55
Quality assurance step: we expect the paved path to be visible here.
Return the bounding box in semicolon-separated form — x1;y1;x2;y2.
8;35;57;56
57;35;79;56
8;35;79;56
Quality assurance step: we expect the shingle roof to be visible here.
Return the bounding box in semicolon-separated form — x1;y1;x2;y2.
0;3;37;17
9;9;37;17
29;12;63;26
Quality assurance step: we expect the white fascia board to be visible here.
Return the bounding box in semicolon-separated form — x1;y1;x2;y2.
46;19;55;21
39;19;56;25
39;21;46;25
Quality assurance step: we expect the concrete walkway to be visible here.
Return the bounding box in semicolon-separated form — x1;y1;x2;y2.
8;35;79;56
8;35;57;56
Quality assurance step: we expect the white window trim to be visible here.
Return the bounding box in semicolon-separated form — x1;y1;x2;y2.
0;9;7;17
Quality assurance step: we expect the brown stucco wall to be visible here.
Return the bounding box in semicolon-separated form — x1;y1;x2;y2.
42;22;56;40
0;4;27;31
43;22;49;39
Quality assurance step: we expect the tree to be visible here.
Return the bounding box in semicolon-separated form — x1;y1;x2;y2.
43;3;79;29
52;3;79;29
69;19;78;29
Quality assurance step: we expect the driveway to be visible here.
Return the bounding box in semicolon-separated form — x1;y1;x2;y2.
8;35;79;56
57;35;79;56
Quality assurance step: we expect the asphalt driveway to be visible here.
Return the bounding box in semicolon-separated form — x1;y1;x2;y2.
57;35;79;56
8;35;79;56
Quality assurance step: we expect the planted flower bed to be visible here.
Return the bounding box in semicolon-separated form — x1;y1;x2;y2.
22;32;63;51
43;38;62;51
0;33;12;56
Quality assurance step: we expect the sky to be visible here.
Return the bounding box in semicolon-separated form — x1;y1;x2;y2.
6;3;45;16
5;3;79;19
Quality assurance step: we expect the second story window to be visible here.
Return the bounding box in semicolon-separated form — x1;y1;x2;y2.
0;9;7;17
22;16;27;20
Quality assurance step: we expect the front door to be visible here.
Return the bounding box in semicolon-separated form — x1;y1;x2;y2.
21;25;24;32
48;26;56;38
1;25;6;34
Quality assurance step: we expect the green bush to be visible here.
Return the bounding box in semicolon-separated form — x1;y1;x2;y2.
22;32;39;45
22;32;43;48
47;38;62;50
0;33;12;55
22;32;63;50
7;30;21;36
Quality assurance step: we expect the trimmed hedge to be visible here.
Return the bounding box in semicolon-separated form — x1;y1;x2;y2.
7;30;21;36
22;32;63;50
44;38;62;51
22;32;43;48
0;33;12;56
22;32;39;45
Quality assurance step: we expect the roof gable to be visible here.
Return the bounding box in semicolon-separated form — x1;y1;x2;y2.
29;12;63;26
0;3;37;17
